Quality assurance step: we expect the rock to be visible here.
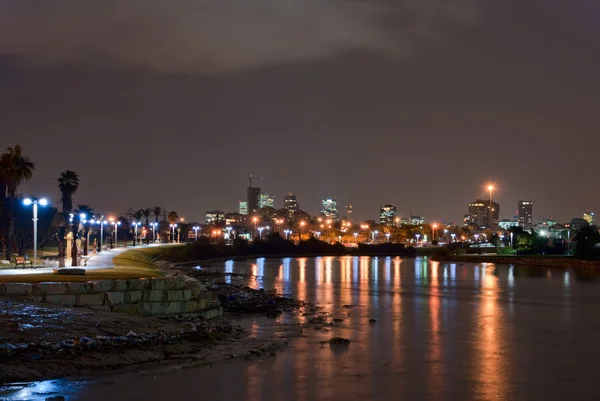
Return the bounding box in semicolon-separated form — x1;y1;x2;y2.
44;294;77;307
369;319;377;323
6;283;34;296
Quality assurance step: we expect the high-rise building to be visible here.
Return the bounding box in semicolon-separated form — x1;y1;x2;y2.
518;201;533;229
205;210;224;225
379;204;397;226
584;211;594;225
284;193;299;215
409;216;426;225
247;186;260;214
321;198;339;221
468;199;499;228
239;201;248;216
498;218;519;230
258;192;275;209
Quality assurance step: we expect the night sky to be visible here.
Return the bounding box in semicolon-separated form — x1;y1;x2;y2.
1;0;599;224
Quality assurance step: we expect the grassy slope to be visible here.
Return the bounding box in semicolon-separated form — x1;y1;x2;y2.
0;247;168;283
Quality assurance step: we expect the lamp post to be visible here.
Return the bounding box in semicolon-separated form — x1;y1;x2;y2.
150;222;158;243
386;232;391;242
258;226;265;239
97;219;107;251
354;232;358;243
111;220;121;248
132;221;141;246
23;197;48;268
315;231;321;239
193;226;200;240
432;224;438;242
416;234;421;245
284;229;291;240
451;233;456;242
372;230;379;243
169;224;177;243
474;234;480;243
510;231;514;248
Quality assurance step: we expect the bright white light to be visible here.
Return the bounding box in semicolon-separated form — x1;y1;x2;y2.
23;198;33;206
80;213;87;219
39;198;48;206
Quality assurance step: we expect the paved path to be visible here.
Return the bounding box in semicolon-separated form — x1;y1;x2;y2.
0;245;152;276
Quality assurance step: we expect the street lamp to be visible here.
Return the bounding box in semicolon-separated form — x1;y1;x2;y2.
169;224;178;243
372;230;379;242
94;219;108;251
451;233;456;242
415;234;421;245
386;232;391;242
132;221;141;246
193;226;200;240
315;231;321;239
258;226;265;239
474;234;480;242
284;229;291;239
354;232;358;242
111;219;121;248
23;197;48;268
150;222;158;243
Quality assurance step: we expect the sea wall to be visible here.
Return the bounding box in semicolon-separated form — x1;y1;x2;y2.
0;276;221;318
432;255;600;269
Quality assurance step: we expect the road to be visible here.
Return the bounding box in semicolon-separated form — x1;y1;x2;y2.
0;245;146;276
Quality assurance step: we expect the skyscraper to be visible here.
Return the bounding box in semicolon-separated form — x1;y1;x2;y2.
258;192;275;209
321;198;339;221
205;210;224;225
284;193;299;215
468;199;499;228
239;201;248;216
518;201;533;229
247;186;260;214
379;204;397;226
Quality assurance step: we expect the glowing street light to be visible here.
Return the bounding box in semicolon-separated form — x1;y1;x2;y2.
111;219;122;248
353;232;358;242
315;231;321;239
150;222;158;243
385;232;391;242
451;233;456;242
372;230;379;242
415;234;421;245
131;221;141;246
23;197;48;267
284;229;292;239
169;223;178;243
432;223;438;241
258;226;265;239
193;225;200;240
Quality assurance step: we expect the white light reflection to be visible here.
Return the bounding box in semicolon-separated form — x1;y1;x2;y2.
224;260;233;284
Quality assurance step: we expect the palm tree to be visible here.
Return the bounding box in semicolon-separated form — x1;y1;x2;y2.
75;204;94;256
167;211;179;224
152;206;162;223
141;208;152;227
57;170;79;267
0;145;34;260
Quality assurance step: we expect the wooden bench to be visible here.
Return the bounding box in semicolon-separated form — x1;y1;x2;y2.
14;256;34;268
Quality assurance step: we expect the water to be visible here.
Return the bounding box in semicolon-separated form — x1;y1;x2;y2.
9;256;600;400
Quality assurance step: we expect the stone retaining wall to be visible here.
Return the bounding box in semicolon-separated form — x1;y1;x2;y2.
432;255;600;268
0;276;220;318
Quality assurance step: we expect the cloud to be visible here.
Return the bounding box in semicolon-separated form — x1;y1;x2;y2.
0;0;485;73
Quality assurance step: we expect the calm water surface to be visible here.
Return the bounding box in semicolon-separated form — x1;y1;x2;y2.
11;256;600;401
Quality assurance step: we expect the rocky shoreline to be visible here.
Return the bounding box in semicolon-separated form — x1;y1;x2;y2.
0;262;331;385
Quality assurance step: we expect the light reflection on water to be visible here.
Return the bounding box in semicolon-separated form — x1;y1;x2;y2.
20;256;600;401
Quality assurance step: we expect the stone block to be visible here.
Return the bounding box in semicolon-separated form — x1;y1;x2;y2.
197;298;207;310
112;280;128;292
55;268;85;275
6;283;34;296
163;277;178;290
139;302;154;315
68;282;91;294
190;287;201;299
126;291;143;303
164;301;185;315
36;282;69;295
143;290;164;302
182;289;193;301
127;279;145;291
175;276;188;289
45;294;77;306
149;278;165;290
0;283;7;296
184;301;198;313
165;290;185;302
77;293;105;306
106;292;126;305
89;280;113;293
